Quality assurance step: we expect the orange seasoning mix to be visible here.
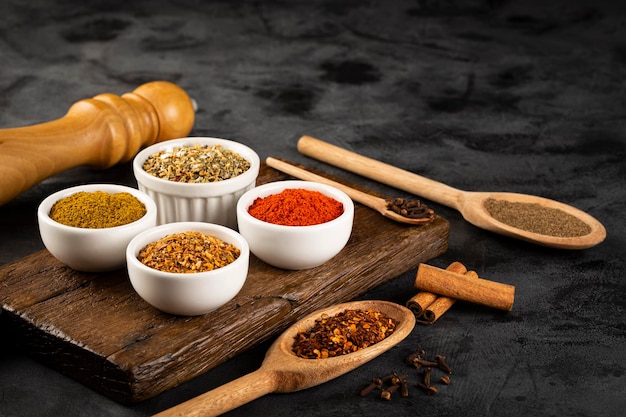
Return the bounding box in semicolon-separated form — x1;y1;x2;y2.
292;309;396;359
137;231;240;273
247;188;344;226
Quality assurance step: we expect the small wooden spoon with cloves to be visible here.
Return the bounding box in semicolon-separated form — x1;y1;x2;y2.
266;157;434;225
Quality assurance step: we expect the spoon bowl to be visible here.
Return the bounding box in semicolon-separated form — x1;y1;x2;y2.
459;191;606;250
154;300;415;417
297;136;607;250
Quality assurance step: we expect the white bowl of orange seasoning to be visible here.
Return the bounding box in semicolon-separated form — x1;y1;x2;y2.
37;183;157;272
126;221;249;316
236;180;354;270
132;137;260;229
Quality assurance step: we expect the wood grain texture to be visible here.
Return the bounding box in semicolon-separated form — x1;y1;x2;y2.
0;163;448;404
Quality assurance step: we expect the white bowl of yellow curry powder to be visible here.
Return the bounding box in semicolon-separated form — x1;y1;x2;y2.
37;184;157;272
132;137;260;228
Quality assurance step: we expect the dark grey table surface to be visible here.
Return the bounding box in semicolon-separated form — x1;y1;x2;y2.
1;1;624;416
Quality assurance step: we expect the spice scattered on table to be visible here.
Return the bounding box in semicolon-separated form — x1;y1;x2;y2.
142;144;251;183
248;188;344;226
292;309;396;359
484;198;591;237
406;349;453;375
358;349;454;401
385;198;434;221
137;231;240;273
359;372;409;400
49;191;146;228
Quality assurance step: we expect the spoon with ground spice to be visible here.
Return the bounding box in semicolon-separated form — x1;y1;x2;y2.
297;136;606;250
266;157;434;225
153;300;415;417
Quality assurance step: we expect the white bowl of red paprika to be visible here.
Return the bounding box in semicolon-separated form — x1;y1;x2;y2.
236;180;354;270
126;221;249;316
37;184;157;272
132;137;260;229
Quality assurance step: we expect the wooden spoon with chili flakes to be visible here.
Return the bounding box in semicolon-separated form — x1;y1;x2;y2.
266;157;434;225
153;300;415;417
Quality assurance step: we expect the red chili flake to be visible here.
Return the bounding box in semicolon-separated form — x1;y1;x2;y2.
292;309;396;359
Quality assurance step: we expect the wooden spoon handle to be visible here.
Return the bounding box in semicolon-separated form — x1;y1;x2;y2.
0;81;195;205
153;368;277;417
266;157;384;209
297;135;463;209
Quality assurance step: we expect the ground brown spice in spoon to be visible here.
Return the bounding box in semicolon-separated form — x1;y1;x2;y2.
484;198;591;237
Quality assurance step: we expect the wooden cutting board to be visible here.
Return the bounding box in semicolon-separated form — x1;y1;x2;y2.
0;162;449;404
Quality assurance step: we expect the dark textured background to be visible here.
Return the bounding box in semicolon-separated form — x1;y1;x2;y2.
1;1;624;416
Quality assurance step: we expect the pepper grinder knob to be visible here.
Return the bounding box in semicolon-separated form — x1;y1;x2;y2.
0;80;196;206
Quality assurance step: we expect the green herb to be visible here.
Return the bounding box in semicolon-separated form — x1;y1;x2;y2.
142;144;250;183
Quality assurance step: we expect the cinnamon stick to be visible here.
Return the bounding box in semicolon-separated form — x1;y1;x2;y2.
421;270;478;324
406;292;437;317
406;262;466;316
414;263;515;311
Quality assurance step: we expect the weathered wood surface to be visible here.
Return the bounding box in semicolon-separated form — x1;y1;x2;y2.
0;163;449;404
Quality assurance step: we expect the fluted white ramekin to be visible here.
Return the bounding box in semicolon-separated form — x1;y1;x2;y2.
133;137;260;229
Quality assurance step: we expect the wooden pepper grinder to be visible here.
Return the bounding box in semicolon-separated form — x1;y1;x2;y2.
0;80;196;206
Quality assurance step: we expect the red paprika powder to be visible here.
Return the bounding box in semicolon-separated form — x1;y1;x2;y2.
247;188;344;226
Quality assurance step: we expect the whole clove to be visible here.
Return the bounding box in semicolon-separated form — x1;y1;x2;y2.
399;375;409;398
381;372;398;384
359;350;455;401
405;349;426;365
417;382;438;395
359;372;411;401
406;349;454;395
422;367;432;386
435;355;452;374
359;377;383;397
385;198;434;220
380;383;399;401
411;357;439;369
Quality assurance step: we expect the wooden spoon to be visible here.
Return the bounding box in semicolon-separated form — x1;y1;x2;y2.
266;157;433;225
153;300;415;417
297;135;606;250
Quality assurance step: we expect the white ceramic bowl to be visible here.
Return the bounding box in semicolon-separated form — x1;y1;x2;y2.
133;137;260;229
37;184;157;272
236;180;354;270
126;221;249;316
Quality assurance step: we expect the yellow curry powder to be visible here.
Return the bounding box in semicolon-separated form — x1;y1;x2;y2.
49;191;147;228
